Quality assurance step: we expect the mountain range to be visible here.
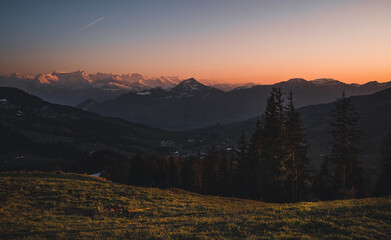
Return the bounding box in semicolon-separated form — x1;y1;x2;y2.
0;71;183;105
79;77;391;130
1;86;391;177
0;71;256;106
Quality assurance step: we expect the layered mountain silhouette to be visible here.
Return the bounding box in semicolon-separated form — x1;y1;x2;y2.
0;87;185;170
187;86;391;174
80;77;391;130
1;86;390;176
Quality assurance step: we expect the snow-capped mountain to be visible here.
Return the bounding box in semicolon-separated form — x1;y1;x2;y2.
35;70;91;89
0;70;183;105
311;78;344;86
1;70;391;121
211;82;255;91
32;71;181;91
170;78;223;97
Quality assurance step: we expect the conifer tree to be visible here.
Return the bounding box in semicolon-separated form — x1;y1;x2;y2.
329;92;364;198
313;155;335;200
375;133;391;196
256;87;286;202
234;132;249;197
235;133;248;166
247;120;264;199
284;92;310;202
217;151;231;195
202;146;218;194
225;149;236;196
189;152;203;193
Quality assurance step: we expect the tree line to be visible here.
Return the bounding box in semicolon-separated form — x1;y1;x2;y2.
81;88;391;202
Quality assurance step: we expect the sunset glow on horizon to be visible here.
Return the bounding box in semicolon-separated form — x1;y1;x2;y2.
1;0;391;84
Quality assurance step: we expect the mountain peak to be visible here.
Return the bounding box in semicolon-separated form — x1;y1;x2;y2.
363;81;379;86
287;78;308;84
311;78;342;85
52;70;68;74
174;78;205;91
170;78;223;97
9;73;30;80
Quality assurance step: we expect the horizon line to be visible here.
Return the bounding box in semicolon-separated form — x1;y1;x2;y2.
1;70;390;85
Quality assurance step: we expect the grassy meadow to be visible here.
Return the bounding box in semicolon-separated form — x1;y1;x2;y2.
0;171;390;239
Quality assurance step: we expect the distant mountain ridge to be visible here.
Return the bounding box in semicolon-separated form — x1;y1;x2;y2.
3;70;390;107
80;77;391;130
0;71;183;105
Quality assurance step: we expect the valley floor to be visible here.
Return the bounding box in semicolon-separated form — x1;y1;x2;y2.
0;172;390;239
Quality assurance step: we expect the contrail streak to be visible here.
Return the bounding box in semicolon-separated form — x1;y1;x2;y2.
73;17;104;35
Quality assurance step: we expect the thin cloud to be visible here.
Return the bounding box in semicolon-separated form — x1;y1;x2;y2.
72;17;104;35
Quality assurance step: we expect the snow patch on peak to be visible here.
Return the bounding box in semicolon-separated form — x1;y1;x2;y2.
287;78;308;84
137;91;151;95
177;78;204;91
128;73;145;82
8;73;34;80
36;73;59;84
52;70;68;74
50;70;92;87
311;78;342;85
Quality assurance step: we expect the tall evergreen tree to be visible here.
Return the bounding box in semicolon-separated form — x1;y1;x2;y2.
375;133;391;196
256;87;286;202
313;155;335;200
202;146;219;195
234;133;249;197
217;151;231;196
329;92;364;198
247;120;264;199
189;152;203;193
284;92;310;202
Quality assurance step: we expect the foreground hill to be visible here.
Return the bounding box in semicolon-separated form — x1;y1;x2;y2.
1;172;390;239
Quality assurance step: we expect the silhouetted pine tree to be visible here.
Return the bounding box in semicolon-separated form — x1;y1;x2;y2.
182;155;193;191
224;150;236;196
202;146;218;195
247;119;264;199
217;151;231;195
284;92;311;202
234;133;249;197
189;152;203;193
169;156;184;188
329;92;365;198
313;155;335;200
256;87;286;202
375;133;391;196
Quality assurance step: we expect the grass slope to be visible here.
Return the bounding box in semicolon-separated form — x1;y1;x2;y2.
1;172;390;239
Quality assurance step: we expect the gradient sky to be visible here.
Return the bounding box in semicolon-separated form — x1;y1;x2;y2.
1;0;391;84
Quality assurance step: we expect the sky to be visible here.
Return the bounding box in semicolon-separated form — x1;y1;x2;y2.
0;0;391;84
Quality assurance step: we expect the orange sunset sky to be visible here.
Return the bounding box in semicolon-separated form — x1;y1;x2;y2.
1;0;391;84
